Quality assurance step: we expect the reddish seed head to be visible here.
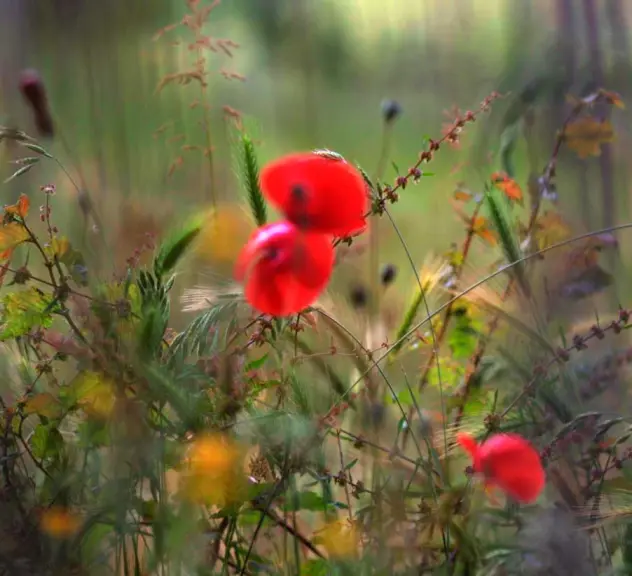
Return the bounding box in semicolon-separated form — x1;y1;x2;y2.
234;221;334;317
260;153;368;237
457;432;545;504
19;69;54;137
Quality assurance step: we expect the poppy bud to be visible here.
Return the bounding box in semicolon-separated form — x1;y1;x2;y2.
381;99;402;123
349;285;368;309
19;69;54;137
380;263;397;286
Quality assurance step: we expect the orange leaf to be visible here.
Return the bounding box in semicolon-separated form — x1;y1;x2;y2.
24;393;63;419
453;189;472;202
0;223;29;253
4;194;30;219
491;172;523;203
601;90;625;110
475;227;497;246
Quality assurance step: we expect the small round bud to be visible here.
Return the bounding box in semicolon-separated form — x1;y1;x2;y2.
349;284;368;309
381;99;402;123
380;263;397;286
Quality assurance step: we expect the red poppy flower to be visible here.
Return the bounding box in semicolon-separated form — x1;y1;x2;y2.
260;153;368;237
234;221;334;316
457;432;545;504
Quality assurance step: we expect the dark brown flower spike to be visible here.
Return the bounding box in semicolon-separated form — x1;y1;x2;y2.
19;69;54;137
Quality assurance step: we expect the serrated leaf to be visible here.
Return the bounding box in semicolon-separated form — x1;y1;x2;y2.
154;217;202;277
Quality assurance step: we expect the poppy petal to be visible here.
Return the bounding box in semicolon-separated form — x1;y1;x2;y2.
234;221;334;316
260;153;368;237
456;432;479;461
478;434;545;504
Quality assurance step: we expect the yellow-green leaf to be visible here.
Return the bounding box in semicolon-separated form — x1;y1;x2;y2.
0;223;29;253
0;287;55;341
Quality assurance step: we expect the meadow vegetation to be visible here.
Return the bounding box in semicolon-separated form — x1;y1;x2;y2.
1;2;632;575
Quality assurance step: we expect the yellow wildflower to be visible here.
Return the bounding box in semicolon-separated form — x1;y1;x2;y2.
39;506;82;539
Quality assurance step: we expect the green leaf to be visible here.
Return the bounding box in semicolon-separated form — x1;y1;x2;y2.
0;287;56;340
239;133;267;226
31;423;64;459
448;307;481;360
239;509;274;527
245;353;268;372
300;559;330;576
153;216;203;277
283;490;337;512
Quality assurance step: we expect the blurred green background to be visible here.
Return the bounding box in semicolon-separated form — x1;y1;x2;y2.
1;0;631;299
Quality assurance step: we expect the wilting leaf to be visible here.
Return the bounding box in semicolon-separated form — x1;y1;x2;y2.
23;393;63;419
565;117;615;159
600;90;625;110
0;223;29;253
532;211;572;250
0;287;56;340
4;194;30;219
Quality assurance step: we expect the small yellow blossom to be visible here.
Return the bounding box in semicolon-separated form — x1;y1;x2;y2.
193;204;255;266
40;506;82;539
181;433;246;507
314;519;360;559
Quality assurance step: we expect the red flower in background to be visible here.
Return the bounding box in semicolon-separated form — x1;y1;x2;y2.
457;432;545;504
260;152;368;237
234;221;334;317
